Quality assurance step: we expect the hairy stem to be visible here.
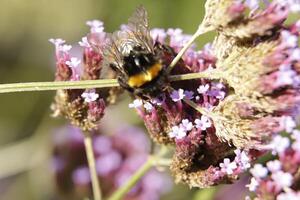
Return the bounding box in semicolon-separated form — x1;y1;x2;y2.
107;147;169;200
0;70;222;94
83;133;102;200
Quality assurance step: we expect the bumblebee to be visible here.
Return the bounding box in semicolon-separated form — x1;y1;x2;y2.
102;6;176;99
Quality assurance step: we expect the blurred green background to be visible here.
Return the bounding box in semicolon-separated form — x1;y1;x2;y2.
0;1;246;199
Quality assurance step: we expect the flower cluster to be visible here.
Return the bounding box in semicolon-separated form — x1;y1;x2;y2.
52;125;172;200
50;21;121;131
126;0;300;189
49;0;300;192
244;124;300;199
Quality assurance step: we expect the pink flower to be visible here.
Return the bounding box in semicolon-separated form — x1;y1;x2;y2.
169;126;186;139
246;177;259;192
81;91;99;103
269;135;290;154
281;30;298;48
219;158;238;175
280;116;296;133
277;191;300;200
197;84;210;94
78;37;91;48
266;160;281;172
129;99;143;109
49;38;65;47
143;102;153;112
250;164;268;178
234;149;251;170
86;20;104;33
271;171;293;189
66;57;81;68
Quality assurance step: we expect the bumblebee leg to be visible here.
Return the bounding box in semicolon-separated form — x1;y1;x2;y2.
118;77;134;93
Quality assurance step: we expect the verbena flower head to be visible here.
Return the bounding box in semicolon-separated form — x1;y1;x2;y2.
50;21;121;131
52;125;172;200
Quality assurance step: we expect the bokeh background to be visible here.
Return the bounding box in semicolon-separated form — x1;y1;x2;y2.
0;0;247;199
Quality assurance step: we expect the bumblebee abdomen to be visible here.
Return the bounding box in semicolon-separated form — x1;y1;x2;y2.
127;63;163;87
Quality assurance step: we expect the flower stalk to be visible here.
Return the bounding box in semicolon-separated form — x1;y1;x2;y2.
0;71;222;94
83;133;102;200
166;26;206;74
107;147;169;200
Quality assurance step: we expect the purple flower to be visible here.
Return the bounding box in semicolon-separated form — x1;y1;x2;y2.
93;136;112;154
72;167;91;185
194;115;212;130
180;119;193;132
96;151;122;176
184;90;194;100
170;89;185;102
197;84;210;94
150;28;167;43
52;124;172;199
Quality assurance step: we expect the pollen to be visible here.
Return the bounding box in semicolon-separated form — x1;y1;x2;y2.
127;63;162;87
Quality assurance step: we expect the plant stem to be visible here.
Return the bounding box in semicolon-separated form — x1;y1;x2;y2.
0;79;119;93
169;71;221;81
0;71;221;94
107;147;168;200
83;133;102;200
166;26;205;74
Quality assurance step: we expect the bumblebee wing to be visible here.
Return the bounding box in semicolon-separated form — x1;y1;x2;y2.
108;6;153;56
102;6;153;75
126;6;153;53
103;33;133;77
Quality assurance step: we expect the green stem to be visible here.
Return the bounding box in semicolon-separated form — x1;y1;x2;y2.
0;71;221;94
0;79;119;93
84;133;102;200
107;147;168;200
169;71;221;81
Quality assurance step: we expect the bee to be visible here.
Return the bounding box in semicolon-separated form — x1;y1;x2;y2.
102;6;176;99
